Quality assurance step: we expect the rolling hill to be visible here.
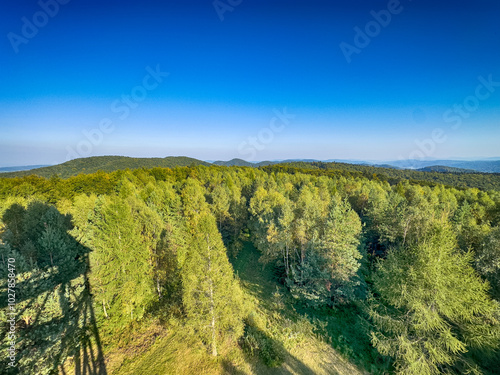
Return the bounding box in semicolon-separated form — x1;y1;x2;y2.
0;156;210;178
416;165;476;173
212;158;275;167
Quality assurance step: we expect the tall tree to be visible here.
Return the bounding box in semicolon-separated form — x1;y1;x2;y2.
370;223;500;375
181;179;245;356
89;194;156;324
319;198;364;304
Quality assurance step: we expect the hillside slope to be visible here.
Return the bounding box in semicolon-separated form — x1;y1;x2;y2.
417;165;476;173
0;156;210;178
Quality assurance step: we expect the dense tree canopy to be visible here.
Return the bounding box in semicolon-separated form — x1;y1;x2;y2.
1;164;499;374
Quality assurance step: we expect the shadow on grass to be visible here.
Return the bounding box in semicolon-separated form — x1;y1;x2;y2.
239;323;318;375
295;303;391;374
0;202;107;374
221;359;247;375
231;242;347;374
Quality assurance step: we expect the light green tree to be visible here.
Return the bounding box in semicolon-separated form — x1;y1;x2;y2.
370;223;500;374
181;179;245;356
89;194;156;323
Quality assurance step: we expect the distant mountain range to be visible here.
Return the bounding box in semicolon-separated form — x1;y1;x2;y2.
212;158;274;167
211;158;317;167
384;159;500;173
1;156;499;179
210;158;500;173
415;165;476;173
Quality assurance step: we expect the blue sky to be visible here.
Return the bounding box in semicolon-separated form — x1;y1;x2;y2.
1;0;500;166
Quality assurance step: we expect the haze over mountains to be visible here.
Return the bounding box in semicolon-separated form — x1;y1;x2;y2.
0;165;50;173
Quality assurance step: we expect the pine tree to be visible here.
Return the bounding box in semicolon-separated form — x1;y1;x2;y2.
89;194;156;323
181;180;244;356
370;223;500;374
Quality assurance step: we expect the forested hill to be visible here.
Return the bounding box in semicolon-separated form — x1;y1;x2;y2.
0;156;210;178
270;161;500;191
416;165;476;173
212;158;275;167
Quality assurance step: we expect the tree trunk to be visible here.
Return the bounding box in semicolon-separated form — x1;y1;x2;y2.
210;295;217;357
206;234;218;357
103;299;108;318
285;243;289;276
157;277;162;298
300;243;305;280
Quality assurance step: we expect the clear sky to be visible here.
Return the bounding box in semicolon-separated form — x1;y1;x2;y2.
1;0;499;166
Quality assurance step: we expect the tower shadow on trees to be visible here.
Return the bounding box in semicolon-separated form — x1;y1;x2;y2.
0;202;107;374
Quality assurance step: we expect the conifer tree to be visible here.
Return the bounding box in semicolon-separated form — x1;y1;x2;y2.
370;223;500;374
181;179;245;356
90;194;156;323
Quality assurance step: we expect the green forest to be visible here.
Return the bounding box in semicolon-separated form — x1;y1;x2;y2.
1;164;500;374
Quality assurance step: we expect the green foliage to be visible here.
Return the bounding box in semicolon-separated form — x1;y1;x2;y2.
319;198;365;304
370;224;500;374
181;182;245;356
87;194;158;324
262;162;500;191
250;180;364;308
475;227;500;300
241;323;286;367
